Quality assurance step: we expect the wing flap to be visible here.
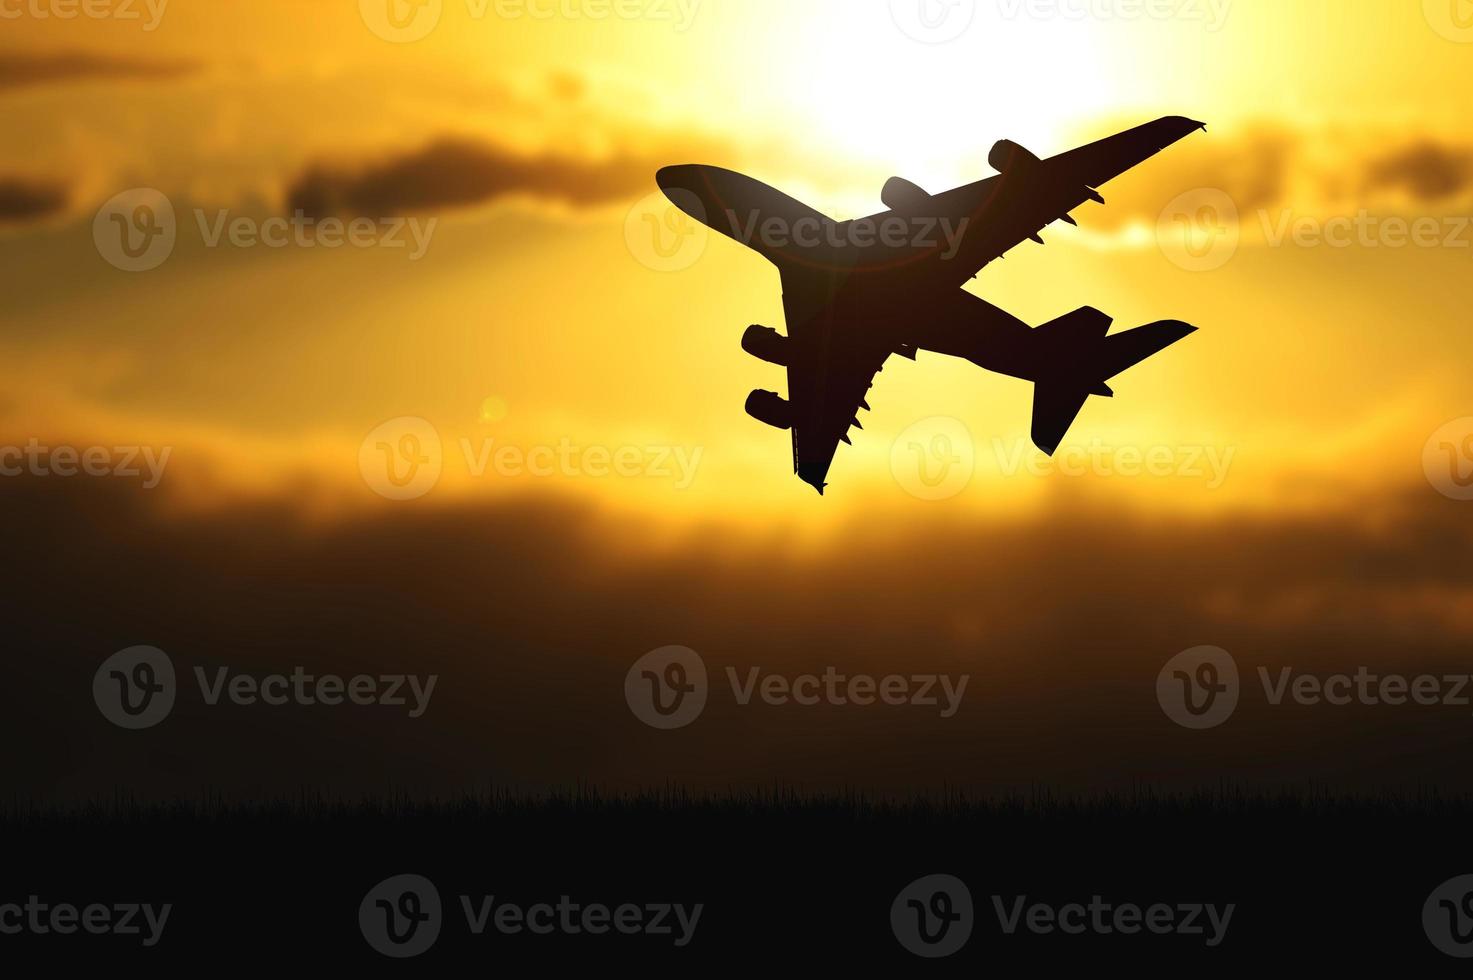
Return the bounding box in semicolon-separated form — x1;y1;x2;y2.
791;347;890;493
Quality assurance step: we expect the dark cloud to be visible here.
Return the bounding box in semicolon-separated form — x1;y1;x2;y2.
286;137;695;218
0;50;198;91
1079;122;1298;230
0;177;67;223
1081;122;1473;229
4;470;1473;804
1364;140;1473;200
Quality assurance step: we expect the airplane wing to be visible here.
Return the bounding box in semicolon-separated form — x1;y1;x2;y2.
1044;115;1207;191
778;285;896;494
941;116;1206;279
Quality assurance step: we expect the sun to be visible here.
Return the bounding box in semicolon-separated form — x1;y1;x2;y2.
763;4;1119;203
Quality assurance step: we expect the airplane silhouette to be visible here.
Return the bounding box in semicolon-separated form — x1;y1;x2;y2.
656;116;1206;494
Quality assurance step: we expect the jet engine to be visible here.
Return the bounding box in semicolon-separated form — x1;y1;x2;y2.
988;139;1041;174
741;324;789;366
745;389;792;430
880;176;931;212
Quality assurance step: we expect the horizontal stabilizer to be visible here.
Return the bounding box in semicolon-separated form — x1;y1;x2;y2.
1098;319;1197;380
1029;317;1196;455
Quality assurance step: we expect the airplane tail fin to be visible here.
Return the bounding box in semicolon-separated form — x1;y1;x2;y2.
1027;307;1196;455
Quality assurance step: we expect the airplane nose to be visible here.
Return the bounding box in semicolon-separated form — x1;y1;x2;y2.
655;165;713;226
656;165;694;194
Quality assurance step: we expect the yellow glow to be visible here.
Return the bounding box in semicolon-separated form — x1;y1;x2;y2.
0;1;1470;529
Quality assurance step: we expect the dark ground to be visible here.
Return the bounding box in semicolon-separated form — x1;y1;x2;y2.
4;788;1472;967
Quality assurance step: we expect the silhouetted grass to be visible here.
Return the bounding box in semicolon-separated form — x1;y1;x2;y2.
8;782;1472;826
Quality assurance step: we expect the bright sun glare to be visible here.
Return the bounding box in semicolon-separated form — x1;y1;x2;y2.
770;5;1114;206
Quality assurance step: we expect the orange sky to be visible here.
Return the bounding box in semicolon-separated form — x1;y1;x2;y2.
1;0;1472;525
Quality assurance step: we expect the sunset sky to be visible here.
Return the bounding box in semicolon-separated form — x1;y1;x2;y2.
2;0;1471;527
5;2;1473;803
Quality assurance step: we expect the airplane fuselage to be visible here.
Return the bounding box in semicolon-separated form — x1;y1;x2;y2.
653;117;1205;490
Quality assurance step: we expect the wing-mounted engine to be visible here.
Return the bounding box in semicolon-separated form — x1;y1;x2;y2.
741;324;789;366
745;389;792;430
988;139;1041;174
880;176;932;212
